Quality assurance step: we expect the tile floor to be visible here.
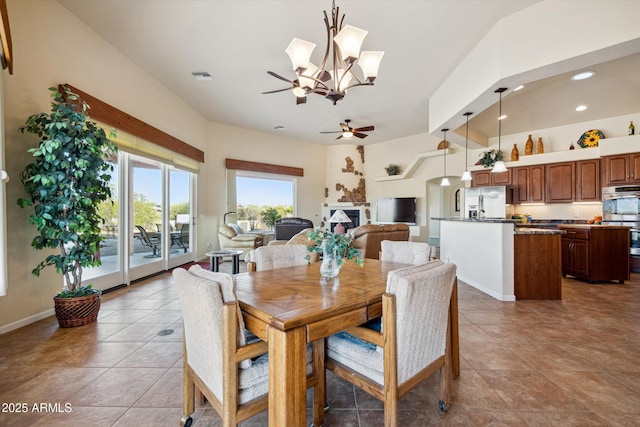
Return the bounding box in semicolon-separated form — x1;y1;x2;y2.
1;262;639;426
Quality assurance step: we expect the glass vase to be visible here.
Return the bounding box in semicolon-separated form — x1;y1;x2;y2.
320;240;341;278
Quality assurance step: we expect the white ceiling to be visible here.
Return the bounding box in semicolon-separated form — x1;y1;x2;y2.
58;0;638;147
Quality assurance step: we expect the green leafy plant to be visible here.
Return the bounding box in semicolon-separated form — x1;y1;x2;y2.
260;207;282;229
17;86;118;297
384;163;401;176
306;227;364;267
477;149;503;168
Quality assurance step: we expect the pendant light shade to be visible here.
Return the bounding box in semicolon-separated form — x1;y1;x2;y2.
461;112;473;181
492;88;508;173
440;128;450;186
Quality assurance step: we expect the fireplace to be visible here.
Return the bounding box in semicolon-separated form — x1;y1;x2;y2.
323;203;370;232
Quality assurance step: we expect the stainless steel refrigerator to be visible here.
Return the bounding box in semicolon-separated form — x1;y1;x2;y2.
464;186;514;219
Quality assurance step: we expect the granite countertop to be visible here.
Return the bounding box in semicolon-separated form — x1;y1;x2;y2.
557;224;632;230
430;217;518;224
515;228;566;235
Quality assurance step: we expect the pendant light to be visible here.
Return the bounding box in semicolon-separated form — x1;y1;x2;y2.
492;87;508;173
460;112;473;181
440;128;450;186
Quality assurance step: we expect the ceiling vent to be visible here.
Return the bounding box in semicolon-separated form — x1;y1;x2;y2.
191;71;213;81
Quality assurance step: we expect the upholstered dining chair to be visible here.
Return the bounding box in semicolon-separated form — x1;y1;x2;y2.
380;240;433;265
173;265;325;427
246;244;310;272
325;261;457;426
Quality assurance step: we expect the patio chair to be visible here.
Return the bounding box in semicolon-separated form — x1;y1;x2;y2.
380;240;433;264
173;265;325;427
325;262;457;426
135;225;161;258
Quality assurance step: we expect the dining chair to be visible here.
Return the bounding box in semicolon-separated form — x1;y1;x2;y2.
246;244;309;272
173;265;325;427
135;225;161;257
380;240;432;264
325;262;457;426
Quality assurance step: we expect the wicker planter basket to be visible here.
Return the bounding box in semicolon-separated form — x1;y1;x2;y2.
53;292;101;328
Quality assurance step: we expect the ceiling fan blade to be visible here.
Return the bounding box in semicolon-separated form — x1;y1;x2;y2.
319;131;342;134
354;125;374;132
267;71;294;84
335;135;344;140
354;132;369;139
296;96;307;105
262;87;293;94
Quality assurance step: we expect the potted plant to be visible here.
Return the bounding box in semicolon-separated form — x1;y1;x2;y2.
17;86;118;327
384;163;401;176
306;227;363;278
477;149;503;168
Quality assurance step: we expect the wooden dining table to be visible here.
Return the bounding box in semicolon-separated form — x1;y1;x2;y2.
235;259;460;427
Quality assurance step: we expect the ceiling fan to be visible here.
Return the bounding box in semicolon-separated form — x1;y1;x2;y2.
320;119;374;140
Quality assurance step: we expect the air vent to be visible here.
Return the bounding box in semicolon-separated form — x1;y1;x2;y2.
191;71;213;81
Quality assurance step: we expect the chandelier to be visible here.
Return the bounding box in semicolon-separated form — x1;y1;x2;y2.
262;1;384;105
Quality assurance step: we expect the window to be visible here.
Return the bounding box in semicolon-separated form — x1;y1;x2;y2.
235;173;294;230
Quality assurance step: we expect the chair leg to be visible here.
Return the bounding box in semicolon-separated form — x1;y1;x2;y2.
440;316;453;412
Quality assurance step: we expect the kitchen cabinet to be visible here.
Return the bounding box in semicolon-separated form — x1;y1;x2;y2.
575;159;600;202
546;162;575;203
514;233;561;299
559;225;630;283
513;165;545;203
602;153;640;186
471;169;511;187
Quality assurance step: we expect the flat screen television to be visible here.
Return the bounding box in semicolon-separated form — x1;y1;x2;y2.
376;197;416;225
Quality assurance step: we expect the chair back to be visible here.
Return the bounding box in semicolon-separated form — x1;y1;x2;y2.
254;244;309;271
387;262;456;383
173;267;238;403
380;240;431;265
136;225;156;246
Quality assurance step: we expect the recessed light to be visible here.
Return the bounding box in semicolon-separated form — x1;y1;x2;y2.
571;70;596;81
513;85;524;91
575;105;587;111
191;71;213;81
498;115;507;120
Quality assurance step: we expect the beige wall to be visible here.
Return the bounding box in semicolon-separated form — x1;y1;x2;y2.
0;0;326;331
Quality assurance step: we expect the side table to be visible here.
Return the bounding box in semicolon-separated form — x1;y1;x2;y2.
206;250;244;274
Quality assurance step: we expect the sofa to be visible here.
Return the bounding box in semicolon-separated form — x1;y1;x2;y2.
350;224;410;260
218;224;262;255
274;217;314;241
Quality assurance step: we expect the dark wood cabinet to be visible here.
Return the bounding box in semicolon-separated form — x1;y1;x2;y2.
513;165;545;203
471;169;511;187
546;162;575;203
575;159;600;202
559;225;630;283
515;233;561;300
602;153;640;186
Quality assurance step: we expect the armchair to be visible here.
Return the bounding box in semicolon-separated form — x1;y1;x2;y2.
218;224;261;254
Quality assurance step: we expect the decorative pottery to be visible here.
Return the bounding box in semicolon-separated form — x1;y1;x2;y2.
437;140;448;150
569;141;575;150
510;144;519;161
320;239;341;278
577;129;604;148
525;135;534;155
537;137;544;154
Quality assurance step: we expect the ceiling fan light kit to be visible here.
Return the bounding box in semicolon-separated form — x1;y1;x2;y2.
264;0;383;105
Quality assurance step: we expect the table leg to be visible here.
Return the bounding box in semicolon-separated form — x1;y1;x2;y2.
210;256;221;272
268;325;307;427
232;255;240;274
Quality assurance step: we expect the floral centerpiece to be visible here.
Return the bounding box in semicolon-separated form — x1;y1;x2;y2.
306;227;363;278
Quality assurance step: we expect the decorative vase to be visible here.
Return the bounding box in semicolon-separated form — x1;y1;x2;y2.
525;135;534;155
537;137;544;154
510;144;519;161
320;239;341;278
569;141;575;150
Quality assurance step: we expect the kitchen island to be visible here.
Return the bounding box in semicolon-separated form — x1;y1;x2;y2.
434;218;565;301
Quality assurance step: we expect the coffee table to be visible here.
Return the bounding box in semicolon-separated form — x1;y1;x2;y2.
205;250;243;274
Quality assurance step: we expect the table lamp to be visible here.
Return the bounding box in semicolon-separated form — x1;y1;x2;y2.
329;209;352;234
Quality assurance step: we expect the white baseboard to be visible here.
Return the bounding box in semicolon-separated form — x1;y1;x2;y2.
0;308;55;335
458;276;516;302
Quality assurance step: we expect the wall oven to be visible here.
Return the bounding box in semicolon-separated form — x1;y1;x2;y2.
602;186;640;258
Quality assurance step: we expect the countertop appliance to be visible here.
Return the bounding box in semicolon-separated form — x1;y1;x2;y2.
602;186;640;260
464;186;514;219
